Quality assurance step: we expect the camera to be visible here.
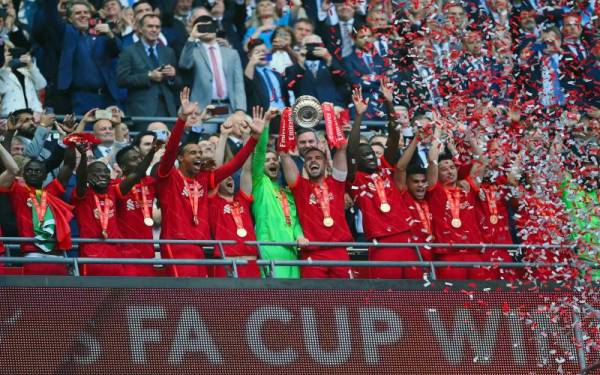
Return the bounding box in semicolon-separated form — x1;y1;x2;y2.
305;43;323;60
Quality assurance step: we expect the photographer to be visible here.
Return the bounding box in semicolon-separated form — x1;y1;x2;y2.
179;15;246;115
117;13;181;122
0;42;47;116
284;34;345;107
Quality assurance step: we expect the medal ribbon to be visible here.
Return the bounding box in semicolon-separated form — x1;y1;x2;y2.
313;182;332;222
444;188;461;224
179;170;200;225
483;185;498;222
230;201;246;234
371;173;389;209
131;181;152;222
93;194;110;237
277;188;292;226
29;189;48;224
414;200;432;235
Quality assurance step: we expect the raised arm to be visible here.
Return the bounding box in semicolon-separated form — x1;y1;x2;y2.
211;109;266;187
246;106;272;187
467;130;488;186
214;116;234;167
0;143;20;188
56;145;77;189
347;88;369;182
280;152;300;186
251;115;271;181
157;87;198;177
119;143;160;195
75;144;89;198
395;134;419;190
427;125;443;188
380;78;401;166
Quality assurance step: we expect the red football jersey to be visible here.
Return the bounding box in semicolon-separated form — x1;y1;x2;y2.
209;192;257;257
400;190;434;243
468;176;513;245
426;182;483;246
290;175;353;243
0;179;65;252
155;169;214;240
348;166;411;239
115;176;156;258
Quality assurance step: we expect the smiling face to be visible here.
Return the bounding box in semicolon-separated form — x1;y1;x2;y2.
256;0;275;18
93;120;115;145
69;3;91;32
264;151;280;180
218;176;235;197
88;161;111;191
407;173;428;200
304;149;326;180
178;143;203;176
562;15;582;41
357;144;378;173
438;159;458;186
297;131;318;157
23;160;48;189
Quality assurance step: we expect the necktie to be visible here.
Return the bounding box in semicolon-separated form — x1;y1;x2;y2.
209;46;225;98
148;46;159;68
378;39;386;56
260;68;278;101
308;61;318;78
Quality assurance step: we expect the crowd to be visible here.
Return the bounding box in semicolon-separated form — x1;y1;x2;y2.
0;0;597;280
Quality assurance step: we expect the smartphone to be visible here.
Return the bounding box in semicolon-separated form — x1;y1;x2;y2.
95;109;113;120
153;129;169;142
208;106;229;116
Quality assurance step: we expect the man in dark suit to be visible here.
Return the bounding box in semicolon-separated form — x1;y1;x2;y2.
343;26;388;119
244;39;288;111
284;34;346;107
117;14;181;120
45;0;121;114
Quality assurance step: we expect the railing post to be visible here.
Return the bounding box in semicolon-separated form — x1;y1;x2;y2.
269;260;276;278
429;261;437;280
72;257;80;277
231;259;239;279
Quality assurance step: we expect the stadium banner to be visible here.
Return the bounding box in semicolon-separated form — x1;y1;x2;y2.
0;277;596;374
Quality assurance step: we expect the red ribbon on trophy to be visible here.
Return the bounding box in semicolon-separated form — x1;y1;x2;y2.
322;102;346;148
277;107;296;152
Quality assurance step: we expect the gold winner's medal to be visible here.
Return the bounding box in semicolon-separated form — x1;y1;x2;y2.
451;218;462;228
323;217;334;227
380;202;391;213
489;215;498;225
236;228;247;238
144;217;154;226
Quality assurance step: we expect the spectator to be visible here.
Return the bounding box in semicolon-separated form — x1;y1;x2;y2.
269;26;297;75
10;137;25;156
89;116;127;163
244;39;288;110
451;30;494;99
292;18;314;50
180;15;246;114
343;26;387;118
47;0;121;114
320;0;359;58
0;44;47;116
117;14;181;119
121;1;168;48
284;34;345;107
133;130;157;157
243;0;290;51
174;0;192;23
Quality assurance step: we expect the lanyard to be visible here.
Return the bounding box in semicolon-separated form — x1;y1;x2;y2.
371;173;390;213
230;200;247;238
93;194;111;238
414;200;432;235
313;181;333;227
178;170;201;225
132;181;153;226
29;189;48;224
444;188;462;228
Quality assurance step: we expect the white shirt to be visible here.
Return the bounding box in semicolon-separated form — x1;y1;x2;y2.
270;50;294;75
202;42;229;100
97;144;113;158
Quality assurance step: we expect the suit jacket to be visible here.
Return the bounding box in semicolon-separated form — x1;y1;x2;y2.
179;41;246;112
244;67;289;111
343;50;388;118
116;41;181;117
285;59;346;106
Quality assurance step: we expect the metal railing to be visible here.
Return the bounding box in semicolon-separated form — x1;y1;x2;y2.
55;115;389;129
0;237;587;280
